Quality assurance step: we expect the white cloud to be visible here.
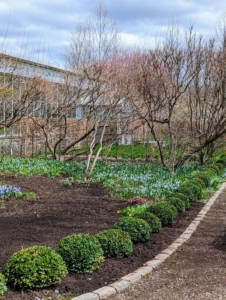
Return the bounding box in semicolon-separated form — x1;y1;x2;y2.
0;0;225;65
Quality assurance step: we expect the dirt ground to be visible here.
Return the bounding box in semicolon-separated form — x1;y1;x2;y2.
0;172;204;300
111;188;226;300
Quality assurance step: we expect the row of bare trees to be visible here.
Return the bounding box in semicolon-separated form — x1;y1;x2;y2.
1;4;226;179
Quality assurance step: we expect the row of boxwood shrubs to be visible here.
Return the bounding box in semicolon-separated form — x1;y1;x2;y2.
1;157;226;295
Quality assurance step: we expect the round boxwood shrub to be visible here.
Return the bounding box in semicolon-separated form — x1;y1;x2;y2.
183;182;202;200
4;246;67;290
166;197;186;212
96;229;133;258
0;273;7;296
57;233;104;274
198;171;214;185
216;159;226;167
175;185;195;201
134;211;162;233
168;192;190;209
189;178;206;190
148;201;178;226
214;163;225;173
194;174;209;187
204;166;219;176
113;217;151;243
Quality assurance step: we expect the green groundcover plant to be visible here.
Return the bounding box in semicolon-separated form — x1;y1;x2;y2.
0;273;7;296
117;203;150;217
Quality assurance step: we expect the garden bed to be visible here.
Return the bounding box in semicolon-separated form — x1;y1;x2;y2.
0;173;204;300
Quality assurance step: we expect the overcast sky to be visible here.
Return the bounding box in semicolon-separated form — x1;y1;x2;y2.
0;0;225;68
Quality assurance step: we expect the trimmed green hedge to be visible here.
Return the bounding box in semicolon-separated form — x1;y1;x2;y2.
148;201;178;226
96;229;133;258
133;211;162;233
57;233;104;274
113;217;152;243
4;246;67;290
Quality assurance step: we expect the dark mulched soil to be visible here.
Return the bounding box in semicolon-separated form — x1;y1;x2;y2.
0;172;204;300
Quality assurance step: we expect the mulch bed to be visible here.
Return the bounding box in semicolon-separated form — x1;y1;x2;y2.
0;173;204;300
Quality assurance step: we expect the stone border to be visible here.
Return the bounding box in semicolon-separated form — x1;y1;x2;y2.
72;183;226;300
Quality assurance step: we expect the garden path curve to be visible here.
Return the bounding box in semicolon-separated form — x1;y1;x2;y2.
73;183;226;300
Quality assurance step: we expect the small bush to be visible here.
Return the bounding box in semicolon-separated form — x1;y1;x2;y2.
96;229;133;258
57;233;104;274
182;182;202;200
113;217;151;243
216;159;226;167
166;197;186;212
4;246;67;290
198;171;214;185
214;163;225;173
168;192;190;209
189;178;206;190
148;201;178;226
194;174;209;187
204;166;219;176
134;211;162;233
174;185;195;201
0;273;7;296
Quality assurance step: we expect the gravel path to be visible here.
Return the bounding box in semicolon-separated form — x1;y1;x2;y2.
110;188;226;300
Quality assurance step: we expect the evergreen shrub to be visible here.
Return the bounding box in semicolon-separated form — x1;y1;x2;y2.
168;192;190;209
175;185;195;201
134;211;162;232
148;201;178;226
4;246;67;290
113;217;151;243
57;233;104;274
165;197;186;212
96;229;133;258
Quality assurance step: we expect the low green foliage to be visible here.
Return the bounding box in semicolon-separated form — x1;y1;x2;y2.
0;200;5;210
133;211;162;233
189;178;206;190
60;178;73;186
57;233;104;274
197;171;214;186
0;273;7;296
117;204;150;217
21;191;36;199
181;182;202;200
4;246;67;290
167;192;190;209
148;201;178;226
174;185;195;201
165;197;186;212
0;156;203;200
96;229;133;258
204;166;219;176
216;159;226;166
193;174;209;187
214;162;225;172
113;217;152;243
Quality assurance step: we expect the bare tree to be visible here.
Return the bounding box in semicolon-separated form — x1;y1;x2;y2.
178;34;226;166
126;25;205;169
0;54;44;130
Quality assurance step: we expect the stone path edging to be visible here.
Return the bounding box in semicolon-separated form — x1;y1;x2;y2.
71;183;226;300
